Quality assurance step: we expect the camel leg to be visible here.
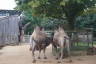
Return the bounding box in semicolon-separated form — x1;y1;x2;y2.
58;39;64;63
55;46;59;60
43;47;47;59
29;46;32;51
31;40;36;63
66;39;72;62
38;49;41;59
29;35;32;51
32;49;36;63
58;47;64;63
52;44;58;59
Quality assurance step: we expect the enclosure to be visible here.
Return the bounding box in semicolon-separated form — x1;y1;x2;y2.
0;0;96;64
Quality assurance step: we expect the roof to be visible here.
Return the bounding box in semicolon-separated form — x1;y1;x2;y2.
0;10;22;16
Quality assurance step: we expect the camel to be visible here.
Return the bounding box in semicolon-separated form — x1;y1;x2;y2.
52;27;72;63
30;26;52;63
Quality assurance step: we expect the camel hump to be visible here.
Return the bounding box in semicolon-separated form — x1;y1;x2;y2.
32;26;47;41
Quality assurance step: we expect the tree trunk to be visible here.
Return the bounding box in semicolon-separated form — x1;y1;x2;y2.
67;18;75;30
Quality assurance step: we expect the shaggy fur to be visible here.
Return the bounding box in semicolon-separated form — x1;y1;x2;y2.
30;26;52;63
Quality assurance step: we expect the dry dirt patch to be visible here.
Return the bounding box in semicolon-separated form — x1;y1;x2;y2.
0;44;96;64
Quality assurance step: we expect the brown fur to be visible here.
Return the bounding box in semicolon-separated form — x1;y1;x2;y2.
30;26;52;63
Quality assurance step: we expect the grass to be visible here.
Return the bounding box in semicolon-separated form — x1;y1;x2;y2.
53;41;96;52
52;41;96;55
71;41;96;51
71;46;89;51
74;41;96;46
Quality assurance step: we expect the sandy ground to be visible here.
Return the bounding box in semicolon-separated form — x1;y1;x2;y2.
0;44;96;64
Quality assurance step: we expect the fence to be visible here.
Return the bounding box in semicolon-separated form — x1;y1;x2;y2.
67;31;93;47
45;31;93;47
0;16;20;46
23;31;93;44
23;35;30;43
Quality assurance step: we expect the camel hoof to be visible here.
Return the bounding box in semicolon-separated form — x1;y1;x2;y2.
56;57;58;60
44;57;47;59
69;60;72;63
38;57;41;59
66;60;72;63
32;60;36;63
57;61;61;63
29;48;32;51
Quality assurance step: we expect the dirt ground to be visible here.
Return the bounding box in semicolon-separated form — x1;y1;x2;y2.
0;44;96;64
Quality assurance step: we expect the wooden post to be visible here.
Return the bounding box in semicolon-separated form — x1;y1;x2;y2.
91;31;94;47
21;29;24;43
76;32;79;46
87;32;89;47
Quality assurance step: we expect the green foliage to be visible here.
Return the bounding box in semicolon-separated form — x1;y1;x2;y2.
41;18;67;30
75;13;96;30
15;0;96;33
21;11;43;34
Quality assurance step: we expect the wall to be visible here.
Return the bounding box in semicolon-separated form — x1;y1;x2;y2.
0;16;20;46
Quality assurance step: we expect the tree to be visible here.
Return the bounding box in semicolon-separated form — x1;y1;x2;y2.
75;13;96;29
75;13;96;37
20;11;44;34
15;0;96;30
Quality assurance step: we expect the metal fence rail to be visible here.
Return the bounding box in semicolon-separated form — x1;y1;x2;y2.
23;35;30;43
